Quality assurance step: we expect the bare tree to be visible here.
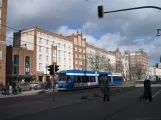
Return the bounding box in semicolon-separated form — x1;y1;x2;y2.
86;50;116;72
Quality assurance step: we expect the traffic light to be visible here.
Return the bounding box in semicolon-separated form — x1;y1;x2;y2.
47;65;54;75
54;65;59;72
98;5;104;18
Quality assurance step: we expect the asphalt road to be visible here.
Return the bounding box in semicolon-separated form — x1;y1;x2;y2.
1;86;161;120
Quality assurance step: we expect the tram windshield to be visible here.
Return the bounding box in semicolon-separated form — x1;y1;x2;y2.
98;74;108;84
58;73;66;81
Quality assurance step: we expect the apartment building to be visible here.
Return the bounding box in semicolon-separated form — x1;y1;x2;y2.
123;49;148;79
0;0;7;86
13;27;73;81
12;27;122;81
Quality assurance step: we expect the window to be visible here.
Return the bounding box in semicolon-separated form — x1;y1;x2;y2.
39;63;42;70
46;48;49;53
75;60;78;64
59;57;61;63
58;43;60;48
69;45;70;50
25;56;30;75
69;52;71;57
39;46;42;52
69;59;71;64
64;44;66;49
64;51;66;57
75;54;77;58
69;66;71;69
13;55;19;74
53;56;56;62
39;54;42;61
39;38;42;43
64;58;66;64
46;55;49;61
46;40;49;45
59;50;60;56
79;60;82;65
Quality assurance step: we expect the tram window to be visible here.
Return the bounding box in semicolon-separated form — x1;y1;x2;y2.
86;76;90;82
74;76;77;83
83;76;87;83
77;76;81;83
67;76;72;82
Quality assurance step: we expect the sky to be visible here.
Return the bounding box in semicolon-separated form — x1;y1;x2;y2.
6;0;161;65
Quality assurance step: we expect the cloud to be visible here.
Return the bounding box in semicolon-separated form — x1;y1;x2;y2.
7;0;161;66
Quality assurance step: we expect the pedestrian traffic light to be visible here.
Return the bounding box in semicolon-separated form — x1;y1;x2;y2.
54;65;59;72
98;5;104;18
47;65;54;75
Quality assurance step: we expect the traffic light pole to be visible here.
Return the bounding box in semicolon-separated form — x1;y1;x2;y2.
53;64;55;101
98;6;161;19
104;6;161;14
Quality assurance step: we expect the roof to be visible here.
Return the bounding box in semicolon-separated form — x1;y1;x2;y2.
59;70;97;74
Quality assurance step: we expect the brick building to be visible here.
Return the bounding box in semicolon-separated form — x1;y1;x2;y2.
6;46;35;84
123;49;148;80
0;0;7;86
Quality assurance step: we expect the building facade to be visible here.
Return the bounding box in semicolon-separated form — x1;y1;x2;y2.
13;27;73;81
6;46;35;83
0;0;7;86
13;27;122;81
66;31;86;70
86;44;116;72
123;49;148;80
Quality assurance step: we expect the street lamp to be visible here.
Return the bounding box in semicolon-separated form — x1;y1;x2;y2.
156;29;161;36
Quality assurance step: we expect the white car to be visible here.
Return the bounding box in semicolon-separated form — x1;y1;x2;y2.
17;82;32;91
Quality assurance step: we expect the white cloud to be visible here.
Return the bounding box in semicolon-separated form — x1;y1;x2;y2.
6;0;161;66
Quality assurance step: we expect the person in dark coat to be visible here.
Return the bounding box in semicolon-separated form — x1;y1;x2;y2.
140;80;147;100
146;79;152;102
103;81;110;101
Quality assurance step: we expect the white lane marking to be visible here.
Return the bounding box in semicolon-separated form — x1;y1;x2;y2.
152;89;161;98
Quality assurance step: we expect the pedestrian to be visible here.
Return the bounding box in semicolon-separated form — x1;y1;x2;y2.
140;79;147;100
102;81;110;101
146;79;152;102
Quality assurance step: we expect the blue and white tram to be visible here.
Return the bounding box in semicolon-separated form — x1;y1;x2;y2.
57;70;99;90
109;73;123;85
98;72;123;85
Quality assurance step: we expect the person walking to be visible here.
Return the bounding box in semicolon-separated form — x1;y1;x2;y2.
146;79;152;102
102;81;110;101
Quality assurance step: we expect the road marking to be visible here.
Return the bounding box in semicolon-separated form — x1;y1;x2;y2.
152;89;161;98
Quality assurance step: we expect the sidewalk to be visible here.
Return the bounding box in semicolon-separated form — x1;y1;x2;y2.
0;89;54;98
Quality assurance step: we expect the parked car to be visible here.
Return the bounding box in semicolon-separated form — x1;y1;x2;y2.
30;82;41;90
16;82;32;92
